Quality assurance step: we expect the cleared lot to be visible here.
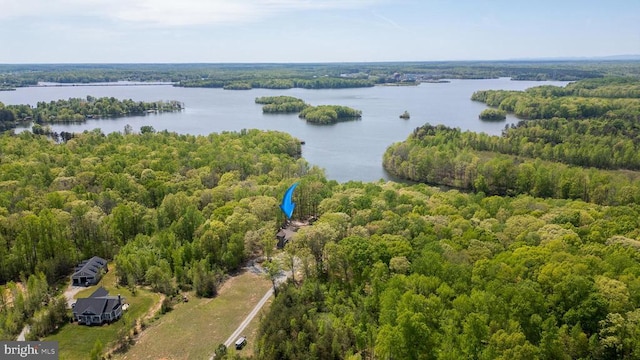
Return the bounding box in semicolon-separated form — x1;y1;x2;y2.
116;270;272;360
45;270;160;360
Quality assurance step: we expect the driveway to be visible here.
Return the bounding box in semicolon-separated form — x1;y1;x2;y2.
209;259;291;358
64;284;85;308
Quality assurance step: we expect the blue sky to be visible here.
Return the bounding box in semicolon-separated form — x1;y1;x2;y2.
0;0;638;63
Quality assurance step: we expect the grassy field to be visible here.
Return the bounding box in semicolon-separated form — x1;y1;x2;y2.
115;270;272;360
235;295;273;359
45;269;160;360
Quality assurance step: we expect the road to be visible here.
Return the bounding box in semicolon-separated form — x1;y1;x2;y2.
223;288;274;348
209;260;291;359
16;325;30;341
208;283;274;360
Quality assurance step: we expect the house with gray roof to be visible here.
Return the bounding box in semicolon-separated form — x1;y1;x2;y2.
71;256;108;286
72;287;124;325
276;227;296;249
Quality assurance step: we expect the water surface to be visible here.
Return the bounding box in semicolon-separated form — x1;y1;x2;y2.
1;78;569;182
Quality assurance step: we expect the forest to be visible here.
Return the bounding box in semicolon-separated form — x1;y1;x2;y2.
0;127;325;342
188;77;376;90
298;105;362;125
384;78;640;203
255;96;309;113
250;78;640;360
1;69;640;359
255;181;640;360
254;96;361;125
479;108;507;121
0;96;183;132
2;61;640;89
2;124;639;359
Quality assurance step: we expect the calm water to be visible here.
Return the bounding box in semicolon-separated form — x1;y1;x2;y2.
1;78;569;182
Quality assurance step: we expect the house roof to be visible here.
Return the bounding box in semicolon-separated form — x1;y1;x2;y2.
74;297;121;316
72;256;107;278
90;287;109;298
276;228;295;241
73;287;122;316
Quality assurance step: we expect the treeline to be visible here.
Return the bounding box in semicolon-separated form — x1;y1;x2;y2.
223;82;253;90
383;77;640;205
179;77;375;90
255;96;309;113
471;78;640;120
0;96;183;127
0;64;190;86
4;62;639;89
256;180;640;359
0;113;638;357
472;89;640;120
467;78;640;170
298;105;362;124
480;118;640;170
384;124;640;205
0;128;330;339
526;77;640;98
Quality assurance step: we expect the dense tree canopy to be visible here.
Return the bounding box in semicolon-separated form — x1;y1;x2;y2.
0;127;327;341
255;96;309;113
385;78;640;204
471;78;640;121
0;97;183;133
298;105;362;125
3;68;640;359
479;108;507;121
3;62;640;89
256;180;640;360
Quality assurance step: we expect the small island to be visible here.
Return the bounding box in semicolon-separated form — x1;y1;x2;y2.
399;111;410;119
0;96;183;131
298;105;362;124
255;95;362;125
255;96;309;113
479;108;507;121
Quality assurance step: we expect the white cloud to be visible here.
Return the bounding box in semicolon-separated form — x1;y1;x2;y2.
371;10;405;31
0;0;385;26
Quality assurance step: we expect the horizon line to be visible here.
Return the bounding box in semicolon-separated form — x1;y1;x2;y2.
2;56;640;66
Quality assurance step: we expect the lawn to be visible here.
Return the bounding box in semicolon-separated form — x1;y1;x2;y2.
115;270;272;360
46;269;160;360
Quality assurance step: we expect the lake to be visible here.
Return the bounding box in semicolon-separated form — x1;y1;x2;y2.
0;78;569;182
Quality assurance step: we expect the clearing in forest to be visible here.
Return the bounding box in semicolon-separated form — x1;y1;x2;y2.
115;270;272;360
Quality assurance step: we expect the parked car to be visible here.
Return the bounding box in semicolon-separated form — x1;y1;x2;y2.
235;337;247;350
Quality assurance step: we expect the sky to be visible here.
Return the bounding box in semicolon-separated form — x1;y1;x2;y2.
0;0;638;63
